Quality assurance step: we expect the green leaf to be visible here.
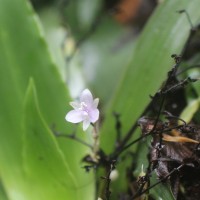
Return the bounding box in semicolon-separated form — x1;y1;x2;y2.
22;79;78;199
0;181;9;200
180;54;200;122
180;98;200;123
0;0;94;199
186;54;200;97
100;0;200;153
150;173;175;200
38;6;67;80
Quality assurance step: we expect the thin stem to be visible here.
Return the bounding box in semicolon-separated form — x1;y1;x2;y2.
111;102;152;159
54;131;93;149
162;77;199;95
112;134;149;159
177;10;194;29
113;112;122;147
176;65;200;76
100;161;116;200
91;123;101;162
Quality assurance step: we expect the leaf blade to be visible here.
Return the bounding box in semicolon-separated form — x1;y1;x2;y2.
100;0;200;153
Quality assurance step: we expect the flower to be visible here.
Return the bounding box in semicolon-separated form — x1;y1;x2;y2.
65;89;99;131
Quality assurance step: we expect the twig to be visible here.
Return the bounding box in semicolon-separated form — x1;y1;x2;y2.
54;131;93;149
176;64;200;76
113;112;122;147
131;142;200;199
101;160;117;200
131;164;185;199
177;10;194;29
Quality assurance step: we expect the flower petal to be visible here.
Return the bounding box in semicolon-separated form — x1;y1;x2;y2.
65;110;84;123
93;98;99;108
80;89;93;106
83;119;90;131
89;108;99;123
69;101;81;110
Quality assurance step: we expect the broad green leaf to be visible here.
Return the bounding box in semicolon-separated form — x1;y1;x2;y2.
38;6;67;80
98;1;200;198
100;0;200;153
0;0;94;199
0;181;9;200
22;79;77;199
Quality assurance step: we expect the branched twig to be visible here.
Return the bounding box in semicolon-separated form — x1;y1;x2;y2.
161;77;199;95
53;130;93;149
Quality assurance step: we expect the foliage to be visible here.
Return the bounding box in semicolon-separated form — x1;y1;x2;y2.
0;0;200;199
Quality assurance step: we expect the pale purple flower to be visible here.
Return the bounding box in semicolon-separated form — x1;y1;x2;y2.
65;89;99;131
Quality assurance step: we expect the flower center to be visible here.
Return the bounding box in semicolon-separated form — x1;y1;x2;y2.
79;102;90;119
80;102;89;112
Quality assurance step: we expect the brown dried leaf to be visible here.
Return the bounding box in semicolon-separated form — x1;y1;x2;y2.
163;134;199;143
